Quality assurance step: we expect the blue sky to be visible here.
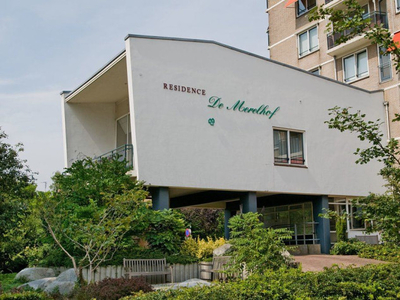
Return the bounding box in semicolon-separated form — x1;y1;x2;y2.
0;1;269;191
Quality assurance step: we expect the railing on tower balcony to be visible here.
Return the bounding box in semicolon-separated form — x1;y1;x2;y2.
326;12;388;50
95;144;134;169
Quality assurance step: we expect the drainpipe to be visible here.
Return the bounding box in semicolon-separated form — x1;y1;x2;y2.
333;56;338;80
384;101;391;139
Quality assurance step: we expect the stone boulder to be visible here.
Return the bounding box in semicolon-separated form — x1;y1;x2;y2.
43;268;77;296
18;268;78;296
213;243;232;256
15;268;55;282
44;280;76;296
170;278;211;289
56;268;77;282
19;277;56;290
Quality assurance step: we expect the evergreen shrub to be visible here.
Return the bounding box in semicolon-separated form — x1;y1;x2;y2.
125;263;400;300
330;239;367;255
74;277;153;300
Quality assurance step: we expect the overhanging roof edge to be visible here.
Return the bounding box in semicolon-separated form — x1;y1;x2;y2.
65;50;126;102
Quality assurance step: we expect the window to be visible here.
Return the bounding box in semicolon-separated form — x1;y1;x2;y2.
116;114;132;147
273;129;305;165
396;0;400;13
343;50;368;82
296;0;316;16
258;202;315;245
351;206;365;230
298;27;318;57
310;68;320;75
378;46;392;82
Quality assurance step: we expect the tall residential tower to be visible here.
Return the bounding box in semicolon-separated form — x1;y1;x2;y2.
267;0;400;137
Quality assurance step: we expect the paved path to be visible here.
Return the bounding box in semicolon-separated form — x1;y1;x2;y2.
294;254;386;272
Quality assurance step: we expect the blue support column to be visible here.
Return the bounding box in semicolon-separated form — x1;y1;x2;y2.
151;187;170;210
224;209;231;240
312;195;331;254
240;192;257;213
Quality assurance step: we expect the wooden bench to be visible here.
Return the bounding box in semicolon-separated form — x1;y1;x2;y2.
123;258;173;283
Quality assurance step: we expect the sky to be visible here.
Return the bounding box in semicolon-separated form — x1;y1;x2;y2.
0;0;269;191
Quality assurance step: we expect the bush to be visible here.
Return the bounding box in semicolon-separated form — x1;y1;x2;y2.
359;243;400;263
0;291;51;300
180;237;225;261
125;263;400;299
228;212;292;274
330;239;367;255
74;277;153;300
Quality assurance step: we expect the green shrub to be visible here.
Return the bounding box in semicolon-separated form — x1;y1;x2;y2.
0;291;51;300
125;263;400;300
359;243;400;263
0;274;25;294
228;212;292;274
180;237;225;261
330;239;367;255
166;254;199;265
74;277;153;300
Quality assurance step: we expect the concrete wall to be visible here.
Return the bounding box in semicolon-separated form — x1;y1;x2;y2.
125;36;386;197
64;102;115;166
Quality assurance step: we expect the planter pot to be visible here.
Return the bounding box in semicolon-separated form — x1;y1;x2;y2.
199;261;213;280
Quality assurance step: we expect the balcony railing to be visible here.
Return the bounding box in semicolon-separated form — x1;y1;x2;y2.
95;144;134;168
327;12;388;50
379;62;392;81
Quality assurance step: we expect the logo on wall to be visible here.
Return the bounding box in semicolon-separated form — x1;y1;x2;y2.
207;96;280;119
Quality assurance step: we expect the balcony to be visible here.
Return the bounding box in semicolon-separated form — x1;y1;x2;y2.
326;12;388;56
95;144;134;170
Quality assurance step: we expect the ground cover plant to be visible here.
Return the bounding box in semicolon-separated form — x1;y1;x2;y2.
0;274;20;294
126;263;400;300
74;277;153;300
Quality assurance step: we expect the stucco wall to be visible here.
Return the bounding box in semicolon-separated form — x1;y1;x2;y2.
64;102;115;166
125;37;386;197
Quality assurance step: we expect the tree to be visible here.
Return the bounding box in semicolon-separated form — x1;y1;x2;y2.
0;128;38;272
227;212;292;275
40;157;148;282
177;208;224;239
326;107;400;244
309;0;400;72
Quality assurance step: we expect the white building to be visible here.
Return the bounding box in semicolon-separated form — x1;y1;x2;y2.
61;35;386;254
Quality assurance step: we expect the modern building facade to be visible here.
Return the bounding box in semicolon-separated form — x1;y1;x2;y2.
61;35;386;254
267;0;400;138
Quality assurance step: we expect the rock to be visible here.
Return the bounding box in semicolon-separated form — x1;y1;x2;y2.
44;281;76;296
41;269;78;296
19;277;56;290
170;278;211;289
15;268;55;282
213;244;232;256
56;268;77;282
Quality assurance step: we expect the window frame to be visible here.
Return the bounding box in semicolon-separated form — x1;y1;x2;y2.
310;68;320;75
342;49;369;83
115;113;132;148
378;45;392;82
298;26;319;58
296;0;317;17
273;128;306;166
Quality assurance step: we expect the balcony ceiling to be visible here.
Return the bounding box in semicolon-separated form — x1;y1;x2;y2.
65;52;128;103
